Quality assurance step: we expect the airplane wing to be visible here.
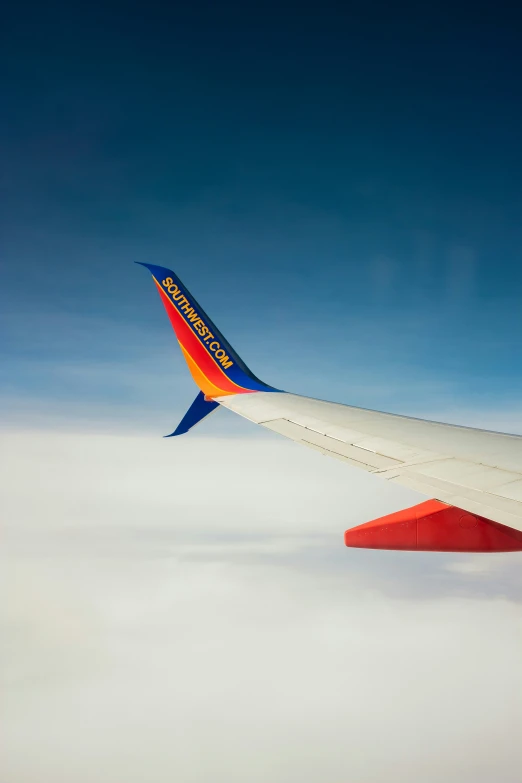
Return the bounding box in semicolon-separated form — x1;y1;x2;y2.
138;262;522;553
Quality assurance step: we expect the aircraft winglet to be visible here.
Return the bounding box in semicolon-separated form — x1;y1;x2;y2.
137;262;276;399
164;391;219;437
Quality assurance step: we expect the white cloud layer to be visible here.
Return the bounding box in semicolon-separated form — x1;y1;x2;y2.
2;429;522;782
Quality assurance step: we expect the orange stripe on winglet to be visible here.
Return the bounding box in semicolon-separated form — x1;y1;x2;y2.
179;344;235;397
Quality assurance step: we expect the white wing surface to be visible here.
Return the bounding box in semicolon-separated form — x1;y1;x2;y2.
218;392;522;533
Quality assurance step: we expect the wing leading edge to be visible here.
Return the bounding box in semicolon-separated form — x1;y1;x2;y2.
139;263;522;551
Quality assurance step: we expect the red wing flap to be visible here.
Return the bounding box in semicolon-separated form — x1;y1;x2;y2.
344;499;522;552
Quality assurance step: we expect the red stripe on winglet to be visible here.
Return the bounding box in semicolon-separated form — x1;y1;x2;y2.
156;283;249;395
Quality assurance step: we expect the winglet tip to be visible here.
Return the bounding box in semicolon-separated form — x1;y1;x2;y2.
163;428;185;438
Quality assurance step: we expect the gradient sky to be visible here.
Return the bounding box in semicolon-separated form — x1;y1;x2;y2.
2;3;522;782
2;1;522;427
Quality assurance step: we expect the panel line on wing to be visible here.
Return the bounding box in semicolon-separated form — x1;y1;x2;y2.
300;440;375;470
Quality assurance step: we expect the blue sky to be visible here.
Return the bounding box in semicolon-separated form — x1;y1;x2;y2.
2;1;522;432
